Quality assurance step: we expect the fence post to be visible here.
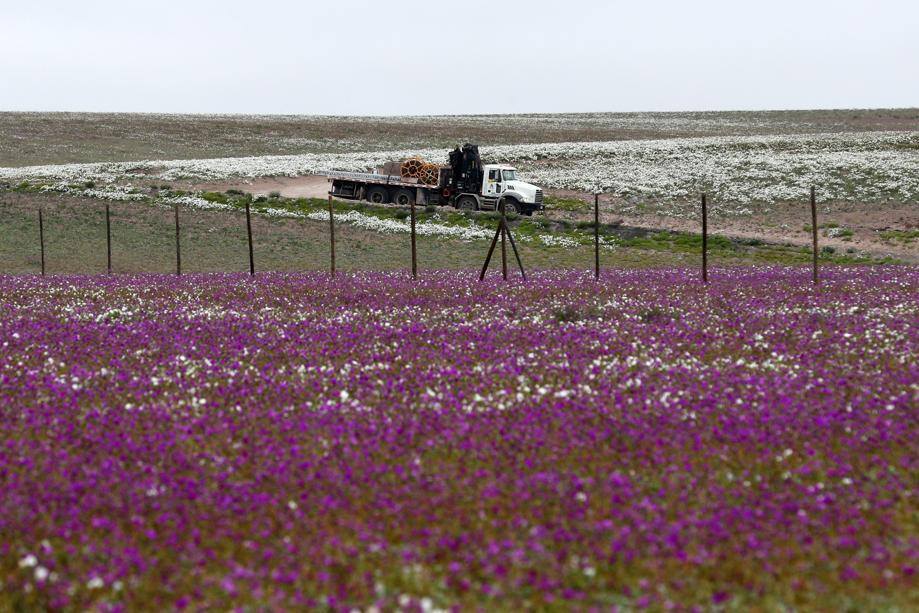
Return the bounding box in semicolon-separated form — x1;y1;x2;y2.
105;203;112;274
500;198;508;281
410;197;417;279
39;208;45;277
245;200;255;276
811;186;818;285
328;195;336;276
594;193;600;280
174;203;181;276
701;193;708;283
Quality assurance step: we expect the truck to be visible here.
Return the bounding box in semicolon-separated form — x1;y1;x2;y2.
322;144;545;215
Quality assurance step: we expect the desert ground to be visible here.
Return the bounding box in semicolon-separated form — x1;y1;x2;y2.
0;110;916;272
3;109;918;167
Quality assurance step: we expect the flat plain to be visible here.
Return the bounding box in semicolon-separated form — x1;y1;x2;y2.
1;110;917;270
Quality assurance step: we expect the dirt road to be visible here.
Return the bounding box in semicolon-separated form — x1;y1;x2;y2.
193;175;332;200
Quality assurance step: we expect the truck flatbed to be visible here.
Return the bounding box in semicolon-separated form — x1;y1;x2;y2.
319;170;423;189
321;144;544;215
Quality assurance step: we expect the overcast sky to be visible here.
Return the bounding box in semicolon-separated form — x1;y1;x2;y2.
2;0;917;115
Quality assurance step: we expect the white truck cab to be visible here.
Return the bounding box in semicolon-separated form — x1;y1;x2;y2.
480;164;544;214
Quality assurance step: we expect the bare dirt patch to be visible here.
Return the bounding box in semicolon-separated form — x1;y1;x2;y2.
192;175;331;199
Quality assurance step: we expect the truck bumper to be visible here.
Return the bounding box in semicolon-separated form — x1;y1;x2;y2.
524;203;545;215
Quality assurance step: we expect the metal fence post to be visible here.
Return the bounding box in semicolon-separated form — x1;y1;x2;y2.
500;197;508;281
174;203;181;276
328;195;336;276
594;193;600;280
702;193;708;283
811;186;819;285
245;200;254;276
410;197;417;279
105;203;112;274
39;208;45;277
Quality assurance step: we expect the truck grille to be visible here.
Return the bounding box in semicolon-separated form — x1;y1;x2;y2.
535;190;544;205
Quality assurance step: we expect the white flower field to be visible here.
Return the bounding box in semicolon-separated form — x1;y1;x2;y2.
3;130;916;218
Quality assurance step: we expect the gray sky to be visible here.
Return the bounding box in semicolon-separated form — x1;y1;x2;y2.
2;0;917;115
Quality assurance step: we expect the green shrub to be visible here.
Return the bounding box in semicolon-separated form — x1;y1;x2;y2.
201;191;229;204
544;195;590;211
879;229;919;242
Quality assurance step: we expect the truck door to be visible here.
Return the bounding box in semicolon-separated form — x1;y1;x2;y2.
485;168;502;197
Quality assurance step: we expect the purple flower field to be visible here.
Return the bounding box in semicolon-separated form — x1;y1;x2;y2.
1;268;916;610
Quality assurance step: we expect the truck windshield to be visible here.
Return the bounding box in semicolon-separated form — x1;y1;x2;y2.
502;170;516;181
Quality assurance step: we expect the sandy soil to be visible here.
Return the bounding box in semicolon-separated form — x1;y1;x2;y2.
193;175;332;199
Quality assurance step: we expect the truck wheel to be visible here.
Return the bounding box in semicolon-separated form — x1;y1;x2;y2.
502;198;520;215
456;195;478;211
367;187;388;204
393;189;415;206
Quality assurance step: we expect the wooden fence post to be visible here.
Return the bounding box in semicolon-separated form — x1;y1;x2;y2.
105;203;112;274
811;186;819;285
245;200;254;276
328;195;336;276
39;208;45;277
701;193;708;283
594;193;600;280
174;203;181;276
410;197;417;279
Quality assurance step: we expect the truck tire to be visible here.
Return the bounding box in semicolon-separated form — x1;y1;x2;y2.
392;189;415;206
367;187;388;204
502;198;520;215
456;195;478;211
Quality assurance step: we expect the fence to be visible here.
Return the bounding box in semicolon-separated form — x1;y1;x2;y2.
9;189;824;285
